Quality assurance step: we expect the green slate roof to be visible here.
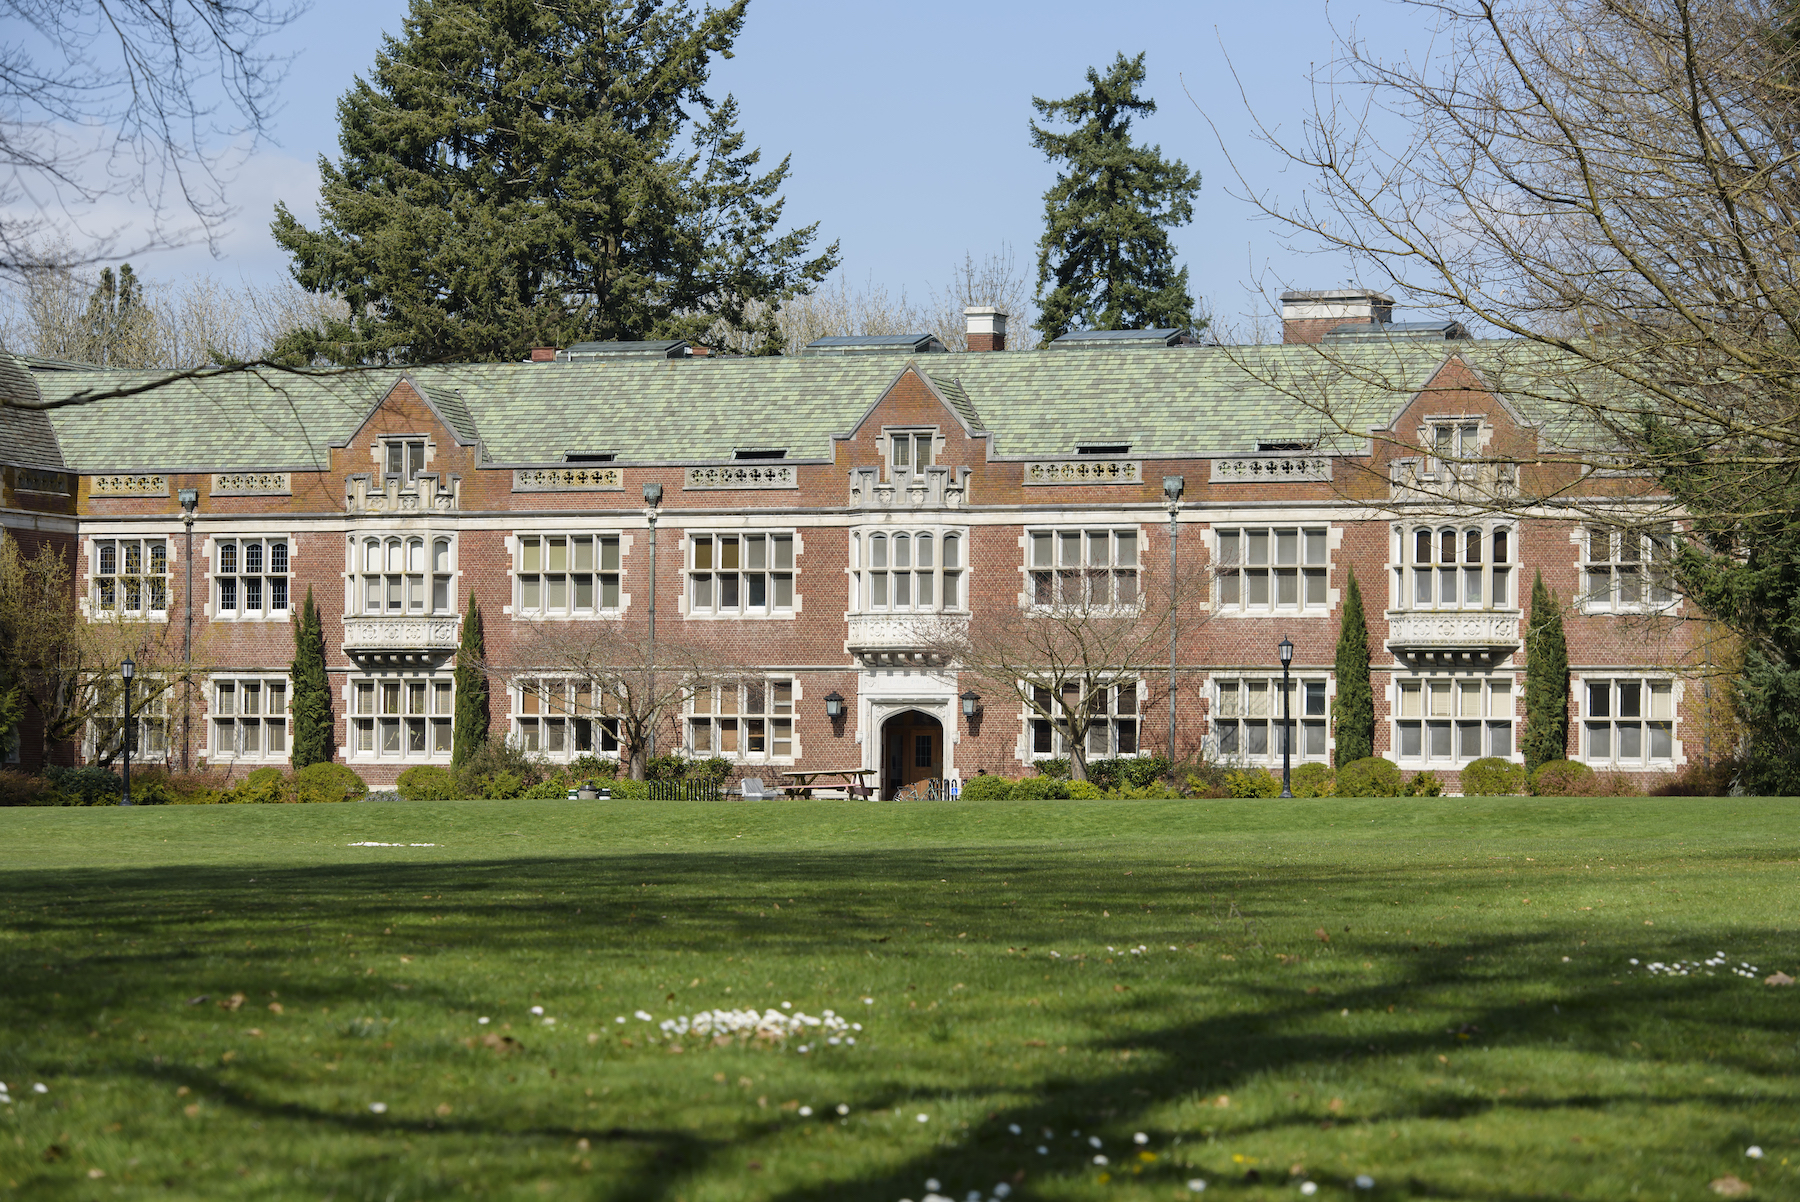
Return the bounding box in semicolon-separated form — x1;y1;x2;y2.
18;341;1565;474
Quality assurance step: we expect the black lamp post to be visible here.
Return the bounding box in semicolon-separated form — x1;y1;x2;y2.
1162;475;1183;765
119;655;135;806
960;690;981;720
823;691;845;720
1277;636;1294;798
642;482;662;758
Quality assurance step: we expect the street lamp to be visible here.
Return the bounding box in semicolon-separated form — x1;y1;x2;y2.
960;689;982;719
119;656;135;806
1277;636;1294;798
643;482;663;758
824;691;845;720
1162;475;1184;766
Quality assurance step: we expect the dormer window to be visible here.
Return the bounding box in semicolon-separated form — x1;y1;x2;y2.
1428;422;1480;475
385;439;427;485
888;430;935;484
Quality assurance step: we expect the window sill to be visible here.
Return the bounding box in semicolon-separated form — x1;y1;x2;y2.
683;611;798;621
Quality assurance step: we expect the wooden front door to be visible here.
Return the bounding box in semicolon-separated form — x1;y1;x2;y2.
881;710;942;798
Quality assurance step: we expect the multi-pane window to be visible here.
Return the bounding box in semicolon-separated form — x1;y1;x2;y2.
93;680;168;760
1584;526;1675;611
1027;682;1140;759
352;676;453;758
516;534;621;616
888;430;935;484
688;679;795;761
93;538;168;615
1583;678;1675;765
1399;525;1514;610
1429;421;1482;475
357;536;454;615
851;527;964;612
1028;529;1139;608
1213;677;1328;761
515;678;620;758
1395;676;1515;763
688;532;795;616
384;439;427;485
211;677;289;760
214;538;289;618
1216;527;1329;612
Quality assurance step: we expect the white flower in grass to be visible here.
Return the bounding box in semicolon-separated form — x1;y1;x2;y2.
1089;1136;1102;1148
864;997;874;1004
782;1001;793;1010
634;1010;652;1021
916;1113;929;1123
530;1006;544;1016
32;1084;47;1094
1301;1183;1318;1196
798;1106;813;1117
1186;1180;1207;1193
1354;1174;1375;1189
1036;1146;1048;1155
478;1017;490;1025
1093;1154;1108;1166
1134;1132;1148;1144
369;1102;387;1114
828;1037;841;1046
1747;1146;1765;1159
994;1185;1013;1199
847;1037;856;1045
925;1178;940;1191
836;1104;849;1115
1008;1123;1022;1135
615;1016;626;1024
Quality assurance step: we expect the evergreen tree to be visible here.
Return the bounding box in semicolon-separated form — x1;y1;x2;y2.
290;588;333;768
271;0;838;364
1523;572;1569;773
1332;567;1373;765
1029;52;1203;345
452;598;489;769
79;265;157;367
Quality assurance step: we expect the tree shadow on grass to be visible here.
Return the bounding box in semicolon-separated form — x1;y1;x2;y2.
1;847;1795;1200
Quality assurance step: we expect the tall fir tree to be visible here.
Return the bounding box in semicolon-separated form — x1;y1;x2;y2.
1029;52;1203;345
271;0;837;364
452;598;489;769
79;265;157;367
1523;572;1569;773
290;588;332;768
1332;567;1373;765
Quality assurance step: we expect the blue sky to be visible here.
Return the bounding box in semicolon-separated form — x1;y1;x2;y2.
107;0;1433;330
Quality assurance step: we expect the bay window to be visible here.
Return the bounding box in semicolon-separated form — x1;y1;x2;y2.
851;526;965;612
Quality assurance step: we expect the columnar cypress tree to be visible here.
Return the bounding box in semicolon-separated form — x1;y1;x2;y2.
290;588;332;768
1523;571;1569;773
1030;52;1203;344
452;598;488;770
1332;567;1373;765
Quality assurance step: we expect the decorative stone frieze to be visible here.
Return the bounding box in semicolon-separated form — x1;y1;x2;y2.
211;472;291;496
14;467;71;494
345;473;459;514
341;615;462;660
1210;455;1331;483
684;464;796;490
1385;609;1522;667
89;473;169;496
845;612;966;666
848;466;967;510
1023;460;1142;485
513;467;623;492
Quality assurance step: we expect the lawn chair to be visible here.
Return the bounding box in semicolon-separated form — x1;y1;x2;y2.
737;777;766;800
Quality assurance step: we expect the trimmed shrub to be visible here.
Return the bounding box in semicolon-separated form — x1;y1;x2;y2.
1460;757;1526;796
958;774;1016;801
46;764;122;805
523;773;575;798
295;762;368;804
684;757;734;788
1033;758;1070;780
0;770;56;806
568;754;620;780
396;765;457;801
1065;779;1106;800
605;776;649;799
1291;762;1336;798
1186;773;1231;799
1087;755;1172;790
454;738;549;799
1404;770;1443;797
646;754;690;781
1225;767;1281;798
1014;775;1070;800
234;766;292;805
1335;756;1404;798
1529;759;1601;797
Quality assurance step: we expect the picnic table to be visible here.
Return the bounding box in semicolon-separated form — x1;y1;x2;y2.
778;767;877;798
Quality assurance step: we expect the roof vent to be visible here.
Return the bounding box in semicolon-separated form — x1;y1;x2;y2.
557;340;690;360
564;452;616;463
1323;319;1468;342
802;333;947;356
1256;440;1315;452
733;448;787;461
1076;444;1130;455
1049;328;1187;350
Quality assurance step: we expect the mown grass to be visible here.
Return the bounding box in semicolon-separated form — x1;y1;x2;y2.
1;797;1797;1202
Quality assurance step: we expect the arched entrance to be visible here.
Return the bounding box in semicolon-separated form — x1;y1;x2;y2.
880;709;943;799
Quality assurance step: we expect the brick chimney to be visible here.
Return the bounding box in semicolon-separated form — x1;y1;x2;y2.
1280;289;1394;344
964;306;1007;352
530;347;557;362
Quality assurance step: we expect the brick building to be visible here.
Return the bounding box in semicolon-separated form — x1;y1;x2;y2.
0;292;1700;792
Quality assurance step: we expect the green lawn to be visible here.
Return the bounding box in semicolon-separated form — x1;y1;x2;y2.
1;797;1796;1202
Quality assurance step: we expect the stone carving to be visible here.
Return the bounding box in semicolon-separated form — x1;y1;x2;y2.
341;615;462;652
212;472;291;495
514;467;622;491
90;474;168;496
14;467;70;494
684;464;797;489
1210;456;1331;483
845;612;967;665
345;473;459;513
848;466;966;510
1023;460;1142;485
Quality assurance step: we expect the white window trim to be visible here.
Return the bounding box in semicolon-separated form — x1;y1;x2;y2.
1019;525;1146;613
1019;678;1147;763
87;534;173;622
207;673;292;762
511;677;624;760
346;673;455;762
882;426;941;486
1574;524;1681;616
1576;673;1683;769
1390;521;1519;613
1209;673;1334;765
348;531;458;618
685;676;801;764
1209;524;1341;617
510;530;633;621
1389;673;1520;765
208;534;294;622
847;524;969;615
680;529;803;621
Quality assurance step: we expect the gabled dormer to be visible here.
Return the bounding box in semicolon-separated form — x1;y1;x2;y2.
333;376;484;515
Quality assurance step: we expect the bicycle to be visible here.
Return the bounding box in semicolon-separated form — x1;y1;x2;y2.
892;777;947;801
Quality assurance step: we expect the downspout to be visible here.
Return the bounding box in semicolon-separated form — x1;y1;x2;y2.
179;488;198;772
